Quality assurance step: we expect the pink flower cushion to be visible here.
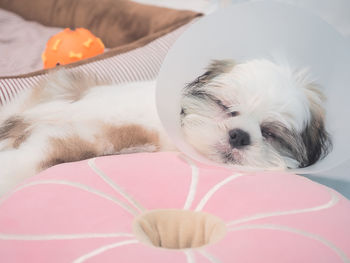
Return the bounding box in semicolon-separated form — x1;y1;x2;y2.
0;152;350;263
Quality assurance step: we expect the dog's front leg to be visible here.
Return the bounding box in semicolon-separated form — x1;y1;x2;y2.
0;146;43;197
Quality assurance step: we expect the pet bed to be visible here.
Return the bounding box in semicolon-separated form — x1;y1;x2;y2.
1;1;350;262
0;152;350;262
0;0;200;104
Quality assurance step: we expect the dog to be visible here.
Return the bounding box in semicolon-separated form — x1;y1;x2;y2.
181;59;332;169
0;58;332;195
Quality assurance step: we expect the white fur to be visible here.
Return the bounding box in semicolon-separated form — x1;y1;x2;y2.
0;81;174;196
181;59;326;169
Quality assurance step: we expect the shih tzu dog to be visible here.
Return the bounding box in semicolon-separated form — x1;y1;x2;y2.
0;58;332;195
181;59;332;169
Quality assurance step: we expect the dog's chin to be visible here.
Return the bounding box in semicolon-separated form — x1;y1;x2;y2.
214;143;243;165
186;137;290;171
215;149;289;171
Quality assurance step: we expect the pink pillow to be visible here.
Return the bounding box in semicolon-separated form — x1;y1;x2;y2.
0;152;349;262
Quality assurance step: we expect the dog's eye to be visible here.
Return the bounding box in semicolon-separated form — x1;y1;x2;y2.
215;99;228;110
214;99;238;117
230;111;239;117
261;128;275;138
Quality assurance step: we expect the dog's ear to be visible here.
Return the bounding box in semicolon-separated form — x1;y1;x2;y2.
299;83;332;167
303;83;326;120
204;60;235;80
186;60;235;89
300;111;332;167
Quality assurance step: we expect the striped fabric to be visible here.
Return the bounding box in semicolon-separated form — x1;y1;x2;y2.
0;24;189;105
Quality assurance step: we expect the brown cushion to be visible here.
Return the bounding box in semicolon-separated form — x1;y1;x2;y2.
0;0;200;79
0;0;200;48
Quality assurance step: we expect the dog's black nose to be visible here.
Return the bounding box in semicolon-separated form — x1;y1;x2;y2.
229;129;251;148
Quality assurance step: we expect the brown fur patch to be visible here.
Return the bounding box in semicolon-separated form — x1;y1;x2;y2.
185;60;235;93
102;124;160;152
0;116;31;148
40;136;97;170
40;124;160;171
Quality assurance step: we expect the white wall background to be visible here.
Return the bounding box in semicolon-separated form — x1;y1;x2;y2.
133;0;350;41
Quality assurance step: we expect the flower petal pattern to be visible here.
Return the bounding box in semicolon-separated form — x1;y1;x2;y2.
73;241;187;263
93;153;194;210
0;152;349;263
206;225;349;263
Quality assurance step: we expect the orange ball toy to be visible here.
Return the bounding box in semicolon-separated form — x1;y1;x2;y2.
42;28;105;69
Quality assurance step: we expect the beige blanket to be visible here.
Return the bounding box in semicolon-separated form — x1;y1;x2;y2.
0;9;62;75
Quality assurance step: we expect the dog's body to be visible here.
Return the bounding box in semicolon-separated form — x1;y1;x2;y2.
0;73;174;195
0;59;332;195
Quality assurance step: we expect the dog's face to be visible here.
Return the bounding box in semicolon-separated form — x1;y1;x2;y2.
180;59;332;169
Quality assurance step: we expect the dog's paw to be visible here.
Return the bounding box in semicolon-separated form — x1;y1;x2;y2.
0;178;16;197
0;171;16;198
0;154;16;196
0;151;35;197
